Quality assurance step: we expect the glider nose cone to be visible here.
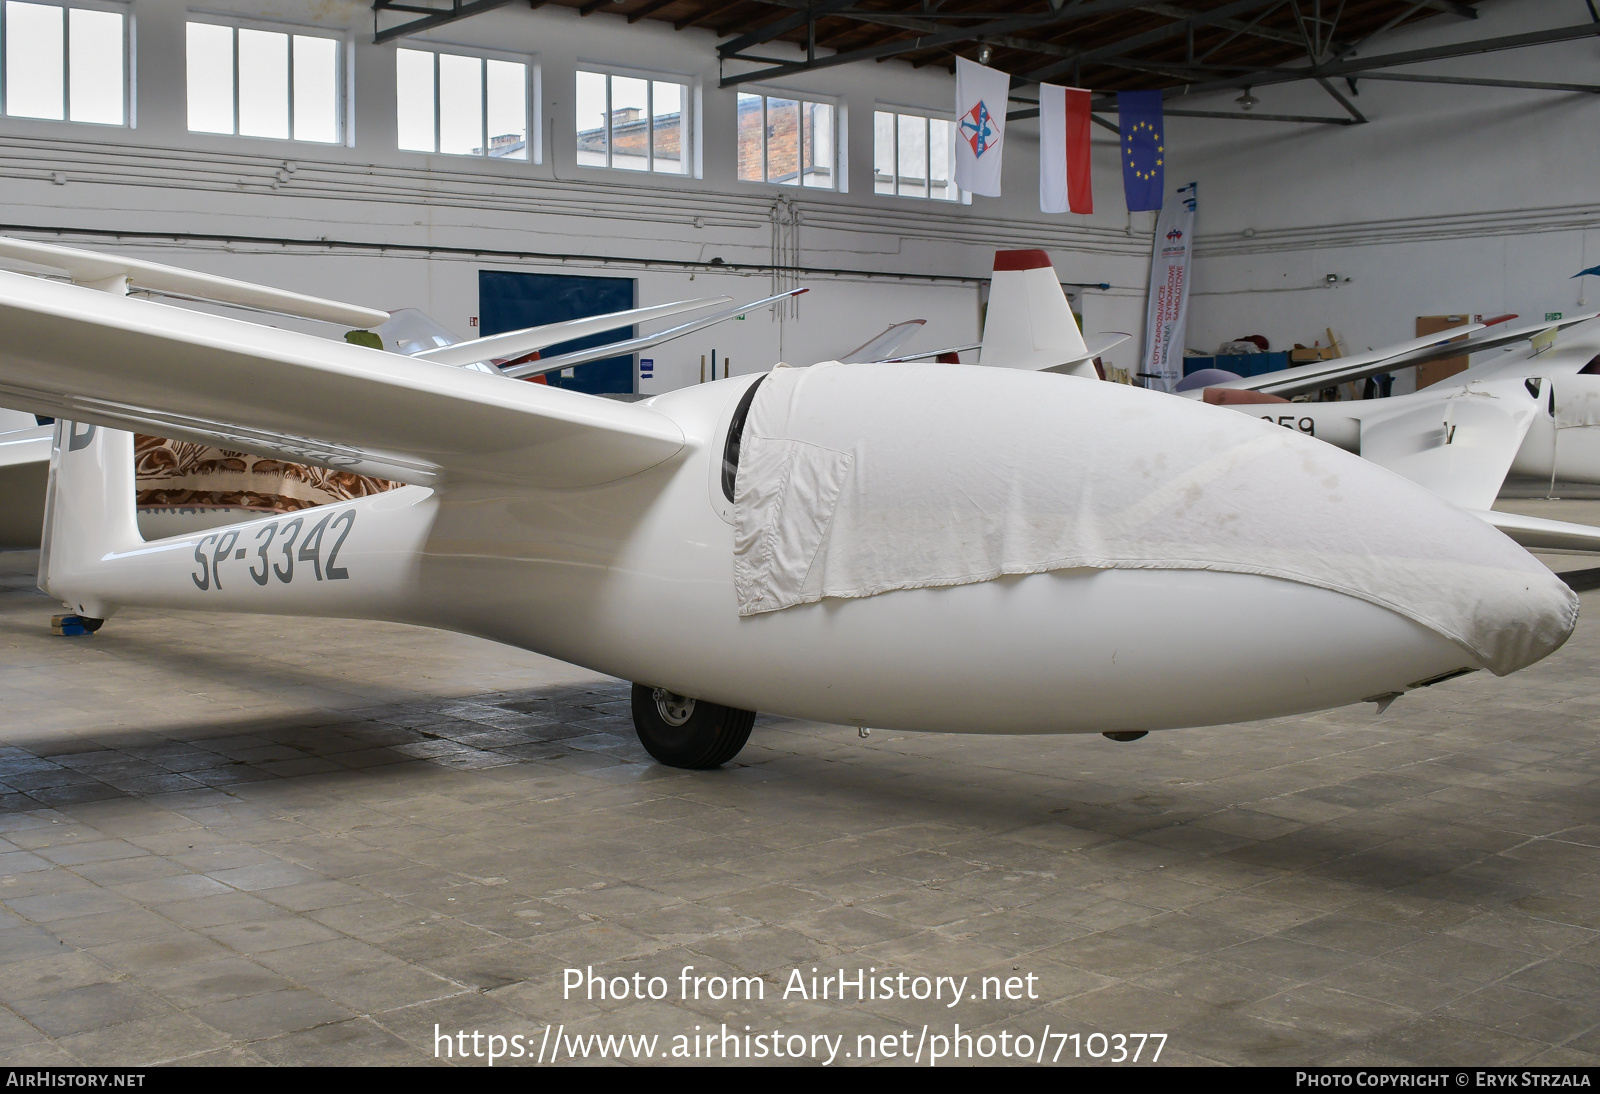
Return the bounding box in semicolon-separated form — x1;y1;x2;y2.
1129;392;1579;679
1105;388;1578;678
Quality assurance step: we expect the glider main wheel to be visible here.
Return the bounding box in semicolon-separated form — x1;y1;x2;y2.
630;684;755;769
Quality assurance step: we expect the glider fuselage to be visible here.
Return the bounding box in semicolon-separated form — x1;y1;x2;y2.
49;375;1480;736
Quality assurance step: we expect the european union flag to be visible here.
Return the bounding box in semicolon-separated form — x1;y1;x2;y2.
1118;90;1165;212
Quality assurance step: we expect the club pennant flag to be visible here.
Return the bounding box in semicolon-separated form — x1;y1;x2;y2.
1118;90;1165;212
954;56;1009;197
1039;83;1093;215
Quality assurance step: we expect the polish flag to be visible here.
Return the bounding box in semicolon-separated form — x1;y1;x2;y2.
1039;84;1093;215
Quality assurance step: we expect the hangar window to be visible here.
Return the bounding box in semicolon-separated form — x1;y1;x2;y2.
396;46;529;160
874;109;962;202
575;68;690;175
185;20;342;143
2;0;126;126
736;90;837;190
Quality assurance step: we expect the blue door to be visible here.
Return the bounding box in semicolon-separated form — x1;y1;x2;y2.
478;271;636;395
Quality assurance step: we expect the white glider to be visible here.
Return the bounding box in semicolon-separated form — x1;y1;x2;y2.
0;245;1578;769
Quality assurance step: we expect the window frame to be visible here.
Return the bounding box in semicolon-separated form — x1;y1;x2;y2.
0;0;132;128
183;13;350;146
394;40;539;163
873;103;967;204
736;84;845;193
573;62;697;179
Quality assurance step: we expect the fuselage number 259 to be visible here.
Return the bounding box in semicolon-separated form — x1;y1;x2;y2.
1262;414;1316;436
191;510;355;592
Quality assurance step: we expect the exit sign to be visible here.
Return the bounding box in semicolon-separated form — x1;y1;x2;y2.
1546;312;1563;321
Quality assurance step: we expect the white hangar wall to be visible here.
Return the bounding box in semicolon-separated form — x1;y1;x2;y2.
1162;0;1600;390
0;0;1590;390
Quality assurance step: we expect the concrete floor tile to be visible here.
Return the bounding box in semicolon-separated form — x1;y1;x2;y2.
255;880;369;913
1169;1012;1344;1066
304;964;467;1013
8;982;172;1038
0;1006;46;1050
1035;933;1190;976
1278;913;1428;958
111;873;235;904
1447;911;1599;956
1134;957;1296;1009
1215;936;1366;981
5;889;136;923
137;957;295;1008
88;934;232;972
201;917;344;954
187;987;355;1040
54;1012;232;1065
0;926;72;966
0;953;114;1002
1243;984;1417;1039
1317;959;1476;1013
1050;983;1225;1033
0;1041;81;1066
250;1016;435;1065
1437;983;1600;1045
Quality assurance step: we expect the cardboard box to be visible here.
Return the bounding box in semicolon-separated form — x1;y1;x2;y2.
1289;346;1338;363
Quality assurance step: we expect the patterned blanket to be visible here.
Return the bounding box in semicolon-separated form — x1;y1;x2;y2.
134;435;401;512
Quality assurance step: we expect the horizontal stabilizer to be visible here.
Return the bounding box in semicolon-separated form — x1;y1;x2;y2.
1474;509;1600;553
1039;332;1133;375
875;342;981;363
414;297;730;367
1360;380;1540;511
0;235;389;329
0;270;684;489
842;320;926;364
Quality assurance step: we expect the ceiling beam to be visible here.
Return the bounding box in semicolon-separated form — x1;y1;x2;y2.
675;0;739;32
717;0;1231;86
1165;20;1600;98
1284;0;1368;120
1416;0;1477;17
737;1;1084;63
627;0;677;22
717;0;881;56
372;0;518;44
1025;0;1285;83
1354;71;1600;93
1009;102;1353;124
1137;2;1302;46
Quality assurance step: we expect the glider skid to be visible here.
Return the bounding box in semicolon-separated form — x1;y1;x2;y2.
629;684;755;768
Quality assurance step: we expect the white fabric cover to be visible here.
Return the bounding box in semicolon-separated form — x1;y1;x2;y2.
1556;376;1600;428
732;363;1578;676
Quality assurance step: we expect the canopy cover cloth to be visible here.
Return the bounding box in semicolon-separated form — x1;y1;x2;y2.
731;362;1577;676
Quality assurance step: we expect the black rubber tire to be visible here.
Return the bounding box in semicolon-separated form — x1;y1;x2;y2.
630;684;755;769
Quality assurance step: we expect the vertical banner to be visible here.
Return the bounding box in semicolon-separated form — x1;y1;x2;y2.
1039;84;1093;215
1118;90;1165;212
1140;183;1197;393
954;57;1009;197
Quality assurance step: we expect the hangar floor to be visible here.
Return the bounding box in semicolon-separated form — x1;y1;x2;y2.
3;517;1600;1068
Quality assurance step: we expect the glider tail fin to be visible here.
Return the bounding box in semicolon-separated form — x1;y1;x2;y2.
37;421;140;619
978;249;1093;376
